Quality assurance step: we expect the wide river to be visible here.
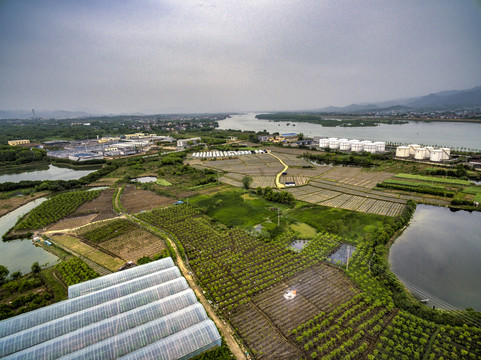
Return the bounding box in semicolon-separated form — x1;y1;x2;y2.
218;113;481;150
0;198;59;275
389;205;481;311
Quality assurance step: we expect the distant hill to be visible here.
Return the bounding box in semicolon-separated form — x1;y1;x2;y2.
318;86;481;113
0;110;92;119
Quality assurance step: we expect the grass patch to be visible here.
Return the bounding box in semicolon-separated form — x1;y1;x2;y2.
156;178;172;186
189;190;292;228
51;234;124;272
290;222;317;238
395;173;471;185
383;179;446;189
40;266;67;301
288;204;385;243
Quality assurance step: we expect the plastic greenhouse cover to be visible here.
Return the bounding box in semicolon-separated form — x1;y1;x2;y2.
117;320;221;360
62;303;208;360
0;267;181;338
68;257;175;298
4;290;198;360
0;277;189;357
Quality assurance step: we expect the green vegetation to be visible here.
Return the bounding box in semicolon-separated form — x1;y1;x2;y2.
0;145;47;166
156;178;172;186
377;181;455;197
15;190;101;231
0;267;57;320
290;222;317;238
394;173;471;186
56;258;99;286
137;205;311;311
136;250;170;264
289;204;385;243
189;190;292;230
256;113;407;127
304;151;389;168
255;186;296;204
463;186;481;202
82;219;135;243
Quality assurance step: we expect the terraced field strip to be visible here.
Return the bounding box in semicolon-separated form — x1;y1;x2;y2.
251;176;276;188
310;179;406;204
219;176;243;187
231;303;301;360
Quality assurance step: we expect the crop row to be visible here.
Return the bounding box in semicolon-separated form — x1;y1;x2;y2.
56;257;99;287
394;173;471;186
291;292;393;359
138;205;312;311
81;219;135;243
16;190;101;230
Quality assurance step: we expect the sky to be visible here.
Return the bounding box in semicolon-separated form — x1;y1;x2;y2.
1;0;481;114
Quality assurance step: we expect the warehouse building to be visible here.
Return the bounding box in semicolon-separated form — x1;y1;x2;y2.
0;258;221;360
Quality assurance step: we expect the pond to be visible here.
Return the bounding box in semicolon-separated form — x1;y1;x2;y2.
327;244;356;265
132;176;157;183
289;240;310;252
0;198;60;275
0;164;96;183
389;205;481;311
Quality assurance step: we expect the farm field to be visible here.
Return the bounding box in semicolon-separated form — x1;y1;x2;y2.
49;234;124;272
72;188;117;221
318;167;394;189
12;190;102;232
135;204;405;359
120;185;173;213
76;219;166;262
287;179;406;217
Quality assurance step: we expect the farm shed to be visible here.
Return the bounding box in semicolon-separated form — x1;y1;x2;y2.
0;258;221;360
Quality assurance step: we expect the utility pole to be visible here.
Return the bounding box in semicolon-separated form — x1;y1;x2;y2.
278;208;281;226
346;246;350;271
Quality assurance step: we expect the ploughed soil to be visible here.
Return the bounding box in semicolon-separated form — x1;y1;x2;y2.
120;186;174;213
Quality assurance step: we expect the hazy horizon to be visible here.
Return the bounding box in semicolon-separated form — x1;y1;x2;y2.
1;1;481;114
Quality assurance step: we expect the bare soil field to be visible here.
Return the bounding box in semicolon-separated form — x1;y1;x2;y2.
230;265;359;360
120;186;173;213
73;188;117;221
99;228;166;262
319;167;394;189
47;214;99;231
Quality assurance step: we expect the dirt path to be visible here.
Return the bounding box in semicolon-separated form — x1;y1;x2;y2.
130;215;248;360
268;152;288;189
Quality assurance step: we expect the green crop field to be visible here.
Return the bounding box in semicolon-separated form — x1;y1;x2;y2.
189;190;291;228
395;173;471;185
288;204;385;243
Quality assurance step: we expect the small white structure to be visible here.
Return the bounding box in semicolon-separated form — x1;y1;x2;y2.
430;149;444;162
374;141;386;153
339;140;351;151
283;289;297;300
319;138;330;148
364;143;377;154
351;142;364;152
425;147;434;159
409;144;420;156
441;148;451;160
396;146;410;158
414;147;426;160
329;138;339;150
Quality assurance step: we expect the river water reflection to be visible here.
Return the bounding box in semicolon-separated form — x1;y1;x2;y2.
389;205;481;311
218;113;481;150
0;164;96;183
0;198;59;275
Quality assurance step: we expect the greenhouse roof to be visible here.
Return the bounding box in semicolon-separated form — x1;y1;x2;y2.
0;258;221;360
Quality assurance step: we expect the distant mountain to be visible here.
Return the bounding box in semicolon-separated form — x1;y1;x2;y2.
0;109;93;119
318;86;481;113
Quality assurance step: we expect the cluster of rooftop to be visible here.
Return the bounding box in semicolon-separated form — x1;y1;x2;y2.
0;258;221;360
